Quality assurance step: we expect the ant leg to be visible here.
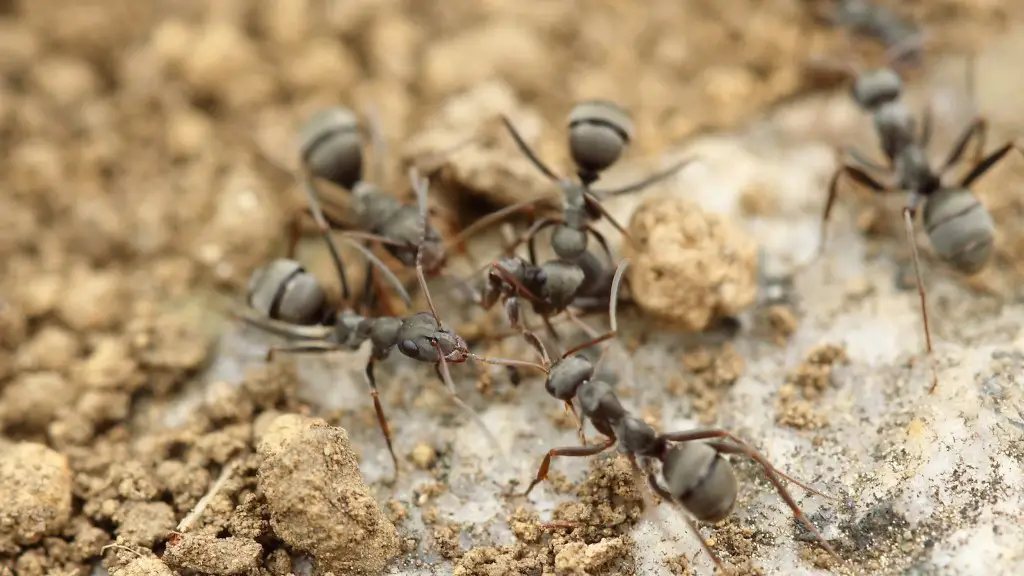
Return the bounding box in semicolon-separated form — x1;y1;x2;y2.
919;101;934;150
542;315;563;343
901;203;939;394
265;341;339;363
444;198;548;255
286;210;304;259
233;307;333;340
940;117;989;177
564;399;587;445
594;157;694;198
800;159;896;271
301;177;351;301
500;115;562;182
582;192;636;248
364;104;389;189
645;471;729;574
337;237;413;309
960;141;1024;189
364;356;399;482
526;218;563;265
431;342;502;456
584;225;615;265
523;436;616;496
702;441;835;500
409;167;443;324
657;429;838;559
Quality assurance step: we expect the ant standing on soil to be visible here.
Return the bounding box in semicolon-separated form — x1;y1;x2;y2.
801;42;1023;393
510;270;840;570
238;167;545;481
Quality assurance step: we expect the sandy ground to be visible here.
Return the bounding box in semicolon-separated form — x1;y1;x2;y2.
2;1;1024;576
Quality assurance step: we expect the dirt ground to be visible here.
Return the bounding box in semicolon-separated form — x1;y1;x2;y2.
2;1;1024;575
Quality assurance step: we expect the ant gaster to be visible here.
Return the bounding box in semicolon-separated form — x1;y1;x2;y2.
804;45;1022;393
239;167;542;481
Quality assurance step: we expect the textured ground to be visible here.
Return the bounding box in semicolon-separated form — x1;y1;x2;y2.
2;2;1024;576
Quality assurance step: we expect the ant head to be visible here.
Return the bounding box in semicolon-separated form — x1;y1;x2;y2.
299;107;364;190
545;354;594;401
434;328;470;363
568;100;634;178
662;442;737;522
247;259;329;326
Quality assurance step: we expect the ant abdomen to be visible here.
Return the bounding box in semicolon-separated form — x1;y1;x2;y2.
923;187;995;275
247;259;328;326
299;107;364;190
662;443;738;523
851;68;903;110
568;100;634;176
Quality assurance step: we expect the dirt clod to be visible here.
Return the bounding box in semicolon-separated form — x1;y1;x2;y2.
410;442;438;469
111;557;174;576
553;536;629;575
0;442;73;553
258;414;399;575
163;532;263;575
626;195;759;331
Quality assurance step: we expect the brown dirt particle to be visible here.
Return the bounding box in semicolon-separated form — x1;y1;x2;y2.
0;442;73;553
764;304;800;345
410;441;438;469
163;532;262;575
553;536;630;575
626;195;759;331
257;414;399;575
115;501;176;548
56;266;125;331
15;325;81;373
111;557;174;576
0;371;75;433
432;522;464;559
787;343;848;399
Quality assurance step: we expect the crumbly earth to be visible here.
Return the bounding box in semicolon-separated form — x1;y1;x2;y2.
257;413;400;575
625;196;760;331
1;1;1022;576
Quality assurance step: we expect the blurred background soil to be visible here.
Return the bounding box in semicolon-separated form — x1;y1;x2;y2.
2;1;1023;575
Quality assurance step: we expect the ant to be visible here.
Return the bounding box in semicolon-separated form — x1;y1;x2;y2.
497;100;693;265
462;219;628;349
802;42;1022;393
237;167;543;481
512;288;840;570
293;106;526;304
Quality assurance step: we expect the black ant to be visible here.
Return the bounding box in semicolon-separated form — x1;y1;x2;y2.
237;167;543;481
802;41;1022;392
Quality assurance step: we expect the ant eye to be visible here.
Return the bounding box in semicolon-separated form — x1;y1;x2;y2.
399;339;419;356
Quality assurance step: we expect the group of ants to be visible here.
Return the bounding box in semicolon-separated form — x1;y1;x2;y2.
232;32;1021;574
